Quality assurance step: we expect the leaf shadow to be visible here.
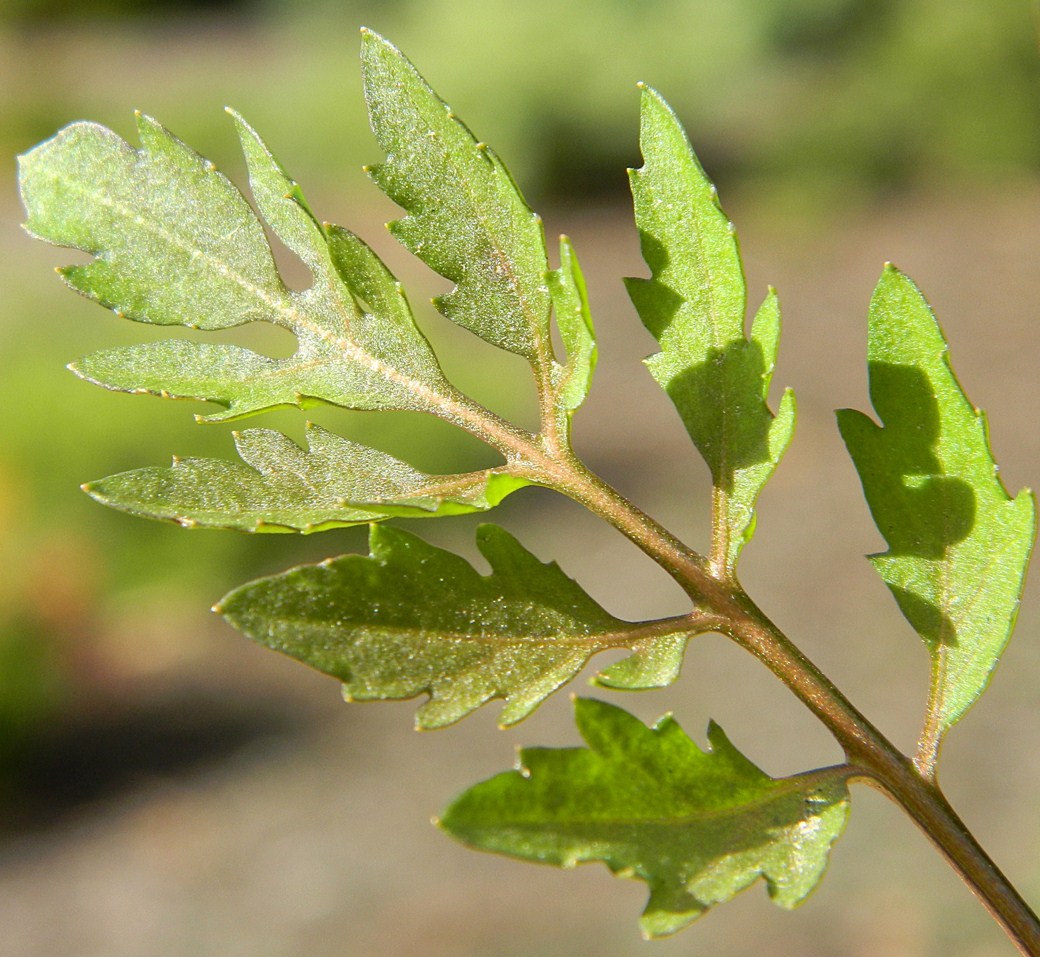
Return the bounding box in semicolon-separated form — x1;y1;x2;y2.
867;362;975;560
858;362;981;652
665;337;772;492
629;228;773;493
886;584;959;651
628;228;684;341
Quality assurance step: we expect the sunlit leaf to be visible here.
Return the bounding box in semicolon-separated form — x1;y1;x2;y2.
361;29;553;366
441;697;849;937
838;265;1036;739
548;235;597;418
626;86;795;573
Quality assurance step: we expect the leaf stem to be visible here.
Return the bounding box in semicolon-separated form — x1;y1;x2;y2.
709;485;731;579
440;398;716;592
428;386;540;458
914;717;943;782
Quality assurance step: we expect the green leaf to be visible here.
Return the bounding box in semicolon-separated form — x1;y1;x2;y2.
625;86;795;573
83;423;526;533
440;697;850;938
838;265;1037;739
360;29;553;363
19;110;466;422
547;235;597;417
217;526;699;728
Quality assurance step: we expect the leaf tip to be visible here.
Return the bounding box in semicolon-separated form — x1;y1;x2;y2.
359;25;391;50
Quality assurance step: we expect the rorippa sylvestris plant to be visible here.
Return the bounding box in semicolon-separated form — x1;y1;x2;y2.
17;28;1040;954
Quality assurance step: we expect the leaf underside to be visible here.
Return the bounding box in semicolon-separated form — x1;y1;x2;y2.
83;423;525;533
838;265;1036;736
361;30;594;424
18;30;604;531
218;526;700;729
19;106;522;520
441;698;850;938
626;85;794;572
361;29;552;363
20;110;451;420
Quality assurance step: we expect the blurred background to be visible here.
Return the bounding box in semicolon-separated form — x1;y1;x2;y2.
3;1;1040;955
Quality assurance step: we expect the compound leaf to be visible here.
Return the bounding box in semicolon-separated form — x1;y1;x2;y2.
626;86;794;573
361;29;553;364
440;697;850;938
217;526;700;728
83;423;527;533
19;110;468;422
838;265;1036;742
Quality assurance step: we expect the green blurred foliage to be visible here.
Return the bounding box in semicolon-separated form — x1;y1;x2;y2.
1;0;1038;786
3;0;253;22
3;0;1038;201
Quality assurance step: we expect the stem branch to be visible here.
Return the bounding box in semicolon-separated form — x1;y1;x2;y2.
446;397;1040;953
546;454;1040;956
731;600;1040;955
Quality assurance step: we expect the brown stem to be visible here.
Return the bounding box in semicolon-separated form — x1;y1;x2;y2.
728;597;1040;955
442;394;1040;952
546;456;1040;956
878;765;1040;955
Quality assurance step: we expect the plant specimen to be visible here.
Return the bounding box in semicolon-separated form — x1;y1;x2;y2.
17;28;1040;954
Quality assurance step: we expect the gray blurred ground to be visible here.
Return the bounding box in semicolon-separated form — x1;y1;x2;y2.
3;187;1040;957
